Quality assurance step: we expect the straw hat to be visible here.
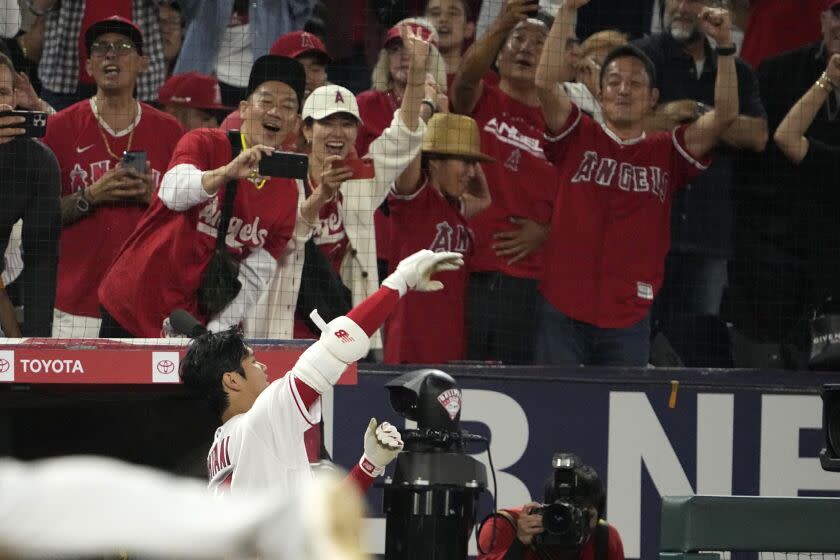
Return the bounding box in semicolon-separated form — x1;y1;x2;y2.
422;113;494;163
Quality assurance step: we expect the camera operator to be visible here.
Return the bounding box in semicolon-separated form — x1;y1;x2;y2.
478;454;625;560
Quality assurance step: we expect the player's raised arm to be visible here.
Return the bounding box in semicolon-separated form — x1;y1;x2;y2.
682;7;739;159
774;54;840;164
290;249;465;395
535;0;585;133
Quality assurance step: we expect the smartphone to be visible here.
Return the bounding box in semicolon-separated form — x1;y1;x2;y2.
258;151;309;179
0;110;48;138
335;158;376;180
122;150;147;174
524;0;539;17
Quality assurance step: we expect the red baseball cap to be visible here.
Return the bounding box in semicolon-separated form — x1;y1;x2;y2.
85;15;144;56
270;31;331;64
383;20;439;48
158;72;230;111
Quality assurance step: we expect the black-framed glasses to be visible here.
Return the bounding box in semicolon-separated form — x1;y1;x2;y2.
90;41;136;57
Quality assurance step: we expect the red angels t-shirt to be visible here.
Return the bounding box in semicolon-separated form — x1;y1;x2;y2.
469;83;557;280
98;128;298;336
384;179;473;364
355;89;398;157
42;100;184;317
540;105;711;329
312;191;350;275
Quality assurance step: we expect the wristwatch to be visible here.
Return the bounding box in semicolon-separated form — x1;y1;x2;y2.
75;188;91;214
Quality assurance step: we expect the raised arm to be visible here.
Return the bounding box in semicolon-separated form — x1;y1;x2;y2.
774;54;840;164
682;8;739;159
535;0;586;133
451;0;531;114
399;25;431;132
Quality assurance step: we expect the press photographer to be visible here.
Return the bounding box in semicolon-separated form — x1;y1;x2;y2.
478;454;625;560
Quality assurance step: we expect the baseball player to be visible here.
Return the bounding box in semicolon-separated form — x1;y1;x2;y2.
42;15;184;337
0;456;368;560
534;0;738;366
180;249;464;496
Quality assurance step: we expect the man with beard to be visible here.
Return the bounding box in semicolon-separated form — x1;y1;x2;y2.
633;0;767;366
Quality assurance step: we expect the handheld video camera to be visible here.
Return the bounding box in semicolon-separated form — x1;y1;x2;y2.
533;454;593;549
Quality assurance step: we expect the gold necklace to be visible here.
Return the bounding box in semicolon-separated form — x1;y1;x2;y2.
239;131;267;189
92;97;137;161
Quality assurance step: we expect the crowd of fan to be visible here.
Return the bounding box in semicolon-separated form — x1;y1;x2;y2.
0;0;838;370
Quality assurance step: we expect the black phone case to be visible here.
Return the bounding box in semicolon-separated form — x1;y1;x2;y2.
122;151;147;174
258;151;309;179
0;110;48;138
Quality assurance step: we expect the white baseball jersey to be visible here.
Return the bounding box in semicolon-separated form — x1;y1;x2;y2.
207;372;322;495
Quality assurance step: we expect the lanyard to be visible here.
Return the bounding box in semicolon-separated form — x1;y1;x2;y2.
239;132;267;190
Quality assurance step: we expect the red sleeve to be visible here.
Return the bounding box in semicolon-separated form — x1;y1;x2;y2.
345;463;375;493
167;128;228;172
477;513;518;560
347;286;401;336
669;124;712;189
543;104;583;166
607;524;625;560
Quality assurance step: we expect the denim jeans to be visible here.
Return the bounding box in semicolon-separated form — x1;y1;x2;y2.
535;294;651;367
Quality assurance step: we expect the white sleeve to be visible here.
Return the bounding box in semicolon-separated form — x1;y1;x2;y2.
247;374;322;441
158;163;215;211
207;248;278;332
0;1;20;38
0;456;314;559
365;108;427;202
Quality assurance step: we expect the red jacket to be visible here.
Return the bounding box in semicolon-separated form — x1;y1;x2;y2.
477;507;625;560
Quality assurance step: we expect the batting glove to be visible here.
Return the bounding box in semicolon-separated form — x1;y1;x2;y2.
382;249;464;296
359;418;404;477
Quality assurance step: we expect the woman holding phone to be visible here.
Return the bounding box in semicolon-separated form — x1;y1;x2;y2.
245;26;435;351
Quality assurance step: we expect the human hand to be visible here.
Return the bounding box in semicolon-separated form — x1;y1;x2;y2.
0;104;25;145
699;7;732;46
663;99;702;124
577;56;602;97
383;249;464;294
222;145;275;182
359;418;404;477
826;53;840;86
316;155;354;197
403;24;432;79
87;167;151;204
493;217;548;264
494;0;536;31
13;72;44;112
516;502;545;546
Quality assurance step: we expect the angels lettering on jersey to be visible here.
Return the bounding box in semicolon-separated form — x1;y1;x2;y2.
69;160;162;193
571;150;671;203
483;113;546;160
430;221;472;255
197;195;270;251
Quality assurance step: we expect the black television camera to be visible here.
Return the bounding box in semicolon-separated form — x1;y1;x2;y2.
533;454;594;549
382;369;487;560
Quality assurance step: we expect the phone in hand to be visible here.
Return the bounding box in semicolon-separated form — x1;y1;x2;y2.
524;0;540;17
335;158;376;180
122;150;148;174
0;110;48;138
258;151;309;179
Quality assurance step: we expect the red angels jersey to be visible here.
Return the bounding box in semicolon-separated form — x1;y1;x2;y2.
469;83;557;280
97;128;298;336
311;188;349;275
207;373;321;495
540;105;711;328
42;100;184;317
384;179;473;364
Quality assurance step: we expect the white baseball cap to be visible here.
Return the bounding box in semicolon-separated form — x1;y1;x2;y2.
302;84;362;123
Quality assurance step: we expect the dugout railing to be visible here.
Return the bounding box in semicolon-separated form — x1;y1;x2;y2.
659;495;840;560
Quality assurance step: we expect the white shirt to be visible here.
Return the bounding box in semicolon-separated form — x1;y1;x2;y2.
207;373;321;496
215;19;253;87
